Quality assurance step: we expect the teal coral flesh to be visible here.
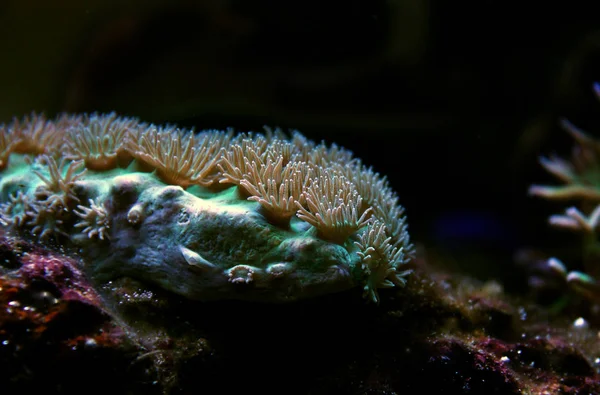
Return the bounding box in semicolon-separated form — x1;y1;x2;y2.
0;112;414;303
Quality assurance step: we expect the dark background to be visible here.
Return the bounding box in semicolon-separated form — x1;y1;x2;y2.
2;1;600;284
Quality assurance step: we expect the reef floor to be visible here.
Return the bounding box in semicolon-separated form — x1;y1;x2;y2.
0;228;599;395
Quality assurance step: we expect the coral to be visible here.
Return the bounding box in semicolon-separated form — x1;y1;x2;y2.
125;125;231;187
296;171;372;244
65;112;139;170
26;201;69;242
218;132;271;191
0;191;33;227
354;219;411;303
310;140;355;166
0;112;413;303
240;157;313;226
32;155;87;209
10;112;66;156
0;124;17;170
530;82;600;304
529;117;600;201
74;198;111;241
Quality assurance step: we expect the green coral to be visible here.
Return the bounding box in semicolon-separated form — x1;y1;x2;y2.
0;112;414;303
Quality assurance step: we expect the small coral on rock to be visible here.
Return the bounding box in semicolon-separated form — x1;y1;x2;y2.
0;112;413;303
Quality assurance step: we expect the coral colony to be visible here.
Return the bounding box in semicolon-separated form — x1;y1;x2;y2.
0;113;413;303
530;83;600;303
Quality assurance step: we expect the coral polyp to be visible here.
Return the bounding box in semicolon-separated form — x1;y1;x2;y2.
0;112;413;303
530;82;600;303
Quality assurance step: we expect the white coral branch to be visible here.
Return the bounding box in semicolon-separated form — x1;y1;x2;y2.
548;205;600;234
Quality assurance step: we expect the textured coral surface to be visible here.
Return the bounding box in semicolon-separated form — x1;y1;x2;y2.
0;113;412;303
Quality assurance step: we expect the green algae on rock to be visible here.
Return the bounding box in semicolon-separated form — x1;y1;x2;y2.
0;112;413;303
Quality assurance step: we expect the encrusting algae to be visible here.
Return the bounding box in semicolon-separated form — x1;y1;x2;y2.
0;112;413;303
